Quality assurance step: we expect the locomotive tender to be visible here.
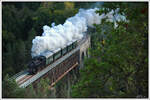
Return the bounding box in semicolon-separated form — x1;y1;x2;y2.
28;40;78;74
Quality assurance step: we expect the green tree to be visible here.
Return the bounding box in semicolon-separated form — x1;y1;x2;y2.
36;78;50;98
2;74;26;98
25;85;37;98
25;78;51;98
72;2;148;98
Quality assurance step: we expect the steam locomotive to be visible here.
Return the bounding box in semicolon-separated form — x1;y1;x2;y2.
28;40;78;74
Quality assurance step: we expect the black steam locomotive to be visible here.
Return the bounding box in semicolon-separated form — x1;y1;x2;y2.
28;40;78;74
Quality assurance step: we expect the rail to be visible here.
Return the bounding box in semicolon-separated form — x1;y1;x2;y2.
9;69;28;80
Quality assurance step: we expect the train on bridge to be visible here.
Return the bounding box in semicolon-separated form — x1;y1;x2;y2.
28;40;78;74
10;35;90;88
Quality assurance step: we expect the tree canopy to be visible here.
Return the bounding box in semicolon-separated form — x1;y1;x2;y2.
71;2;148;98
2;2;97;78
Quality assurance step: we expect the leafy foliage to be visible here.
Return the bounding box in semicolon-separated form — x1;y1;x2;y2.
2;74;26;98
72;2;148;98
2;2;81;77
2;74;52;98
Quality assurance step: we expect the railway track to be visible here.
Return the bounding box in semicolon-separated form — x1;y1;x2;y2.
15;69;43;86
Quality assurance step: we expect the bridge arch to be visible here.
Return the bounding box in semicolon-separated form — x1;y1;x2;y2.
81;52;85;61
79;35;91;68
86;49;88;57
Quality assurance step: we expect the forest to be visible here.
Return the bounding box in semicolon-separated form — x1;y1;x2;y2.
2;2;148;98
2;2;98;77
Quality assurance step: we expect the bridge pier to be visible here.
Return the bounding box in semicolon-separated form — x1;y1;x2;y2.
79;35;91;69
51;64;79;98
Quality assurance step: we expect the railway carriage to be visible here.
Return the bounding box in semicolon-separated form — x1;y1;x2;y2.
62;45;67;55
67;42;73;52
72;40;78;48
53;48;62;60
40;51;53;65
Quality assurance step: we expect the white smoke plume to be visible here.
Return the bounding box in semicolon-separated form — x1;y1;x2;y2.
31;8;126;58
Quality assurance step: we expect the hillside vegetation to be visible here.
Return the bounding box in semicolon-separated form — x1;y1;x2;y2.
2;2;148;98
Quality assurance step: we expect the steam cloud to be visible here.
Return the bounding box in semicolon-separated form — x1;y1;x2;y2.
31;8;126;58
